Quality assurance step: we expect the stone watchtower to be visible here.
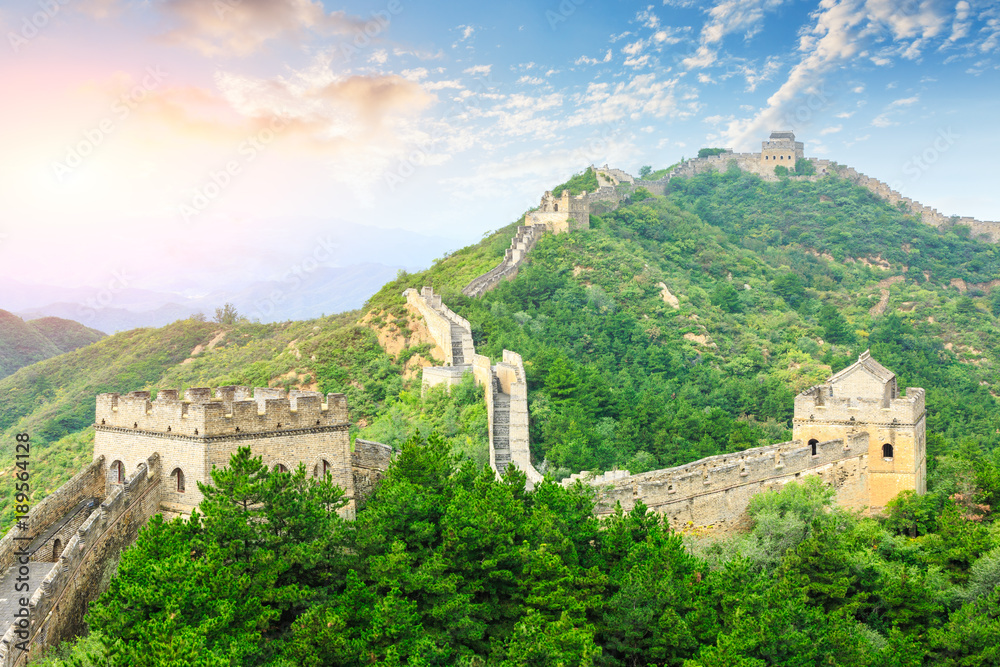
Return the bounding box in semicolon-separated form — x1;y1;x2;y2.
525;189;591;234
760;130;805;169
793;351;926;509
93;387;357;518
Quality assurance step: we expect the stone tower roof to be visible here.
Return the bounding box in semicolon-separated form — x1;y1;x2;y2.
827;350;895;386
769;130;796;141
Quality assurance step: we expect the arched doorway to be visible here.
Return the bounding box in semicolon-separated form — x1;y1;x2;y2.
171;468;185;493
110;460;125;484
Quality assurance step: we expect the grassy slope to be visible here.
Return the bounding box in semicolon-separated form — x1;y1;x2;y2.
28;317;106;353
0;309;61;378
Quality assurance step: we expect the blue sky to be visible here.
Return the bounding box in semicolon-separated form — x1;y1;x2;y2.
0;0;998;290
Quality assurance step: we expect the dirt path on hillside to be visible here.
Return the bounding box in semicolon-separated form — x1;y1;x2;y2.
869;276;905;317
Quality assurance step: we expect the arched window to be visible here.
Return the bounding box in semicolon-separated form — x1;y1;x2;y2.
554;203;559;211
809;439;819;456
882;443;894;460
52;539;62;562
111;460;125;484
275;463;288;474
171;468;185;493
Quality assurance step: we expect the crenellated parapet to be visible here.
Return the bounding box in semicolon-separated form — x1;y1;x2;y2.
0;455;162;666
487;350;543;487
793;386;925;427
95;387;348;438
461;225;546;298
403;286;475;366
569;433;870;528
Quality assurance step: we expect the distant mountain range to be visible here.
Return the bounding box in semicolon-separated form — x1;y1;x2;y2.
0;310;106;378
3;263;408;333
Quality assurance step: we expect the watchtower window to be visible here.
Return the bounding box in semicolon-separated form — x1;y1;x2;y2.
809;439;818;456
171;468;185;493
111;460;124;484
52;539;62;562
554;203;558;211
275;463;289;474
882;443;894;460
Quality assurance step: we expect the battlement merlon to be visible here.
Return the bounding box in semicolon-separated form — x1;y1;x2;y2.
793;386;925;424
577;432;870;509
95;387;350;437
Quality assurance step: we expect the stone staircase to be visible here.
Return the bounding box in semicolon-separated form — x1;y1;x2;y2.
492;376;512;472
450;323;467;365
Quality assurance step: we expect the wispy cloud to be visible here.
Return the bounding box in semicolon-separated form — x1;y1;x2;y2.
159;0;364;57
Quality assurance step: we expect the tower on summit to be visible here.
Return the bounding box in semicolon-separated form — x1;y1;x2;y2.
760;130;805;167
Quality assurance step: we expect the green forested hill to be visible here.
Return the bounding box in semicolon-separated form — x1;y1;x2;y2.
0;310;106;379
6;168;1000;516
27;316;105;355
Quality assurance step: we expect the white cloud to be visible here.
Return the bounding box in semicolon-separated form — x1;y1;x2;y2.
159;0;365;57
820;124;842;134
871;113;896;127
623;40;646;56
517;76;545;85
401;68;429;81
946;0;972;44
637;6;661;29
890;95;919;106
835;111;854;118
463;64;492;76
683;0;790;70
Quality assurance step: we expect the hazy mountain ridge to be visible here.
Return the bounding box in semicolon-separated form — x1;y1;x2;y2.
0;309;105;379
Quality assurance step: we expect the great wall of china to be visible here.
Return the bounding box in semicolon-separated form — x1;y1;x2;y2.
0;130;971;661
404;132;935;530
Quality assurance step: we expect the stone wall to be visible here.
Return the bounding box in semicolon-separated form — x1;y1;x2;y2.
653;145;1000;243
94;388;355;518
461;225;546;298
793;386;926;508
402;287;475;366
568;433;870;530
351;439;395;508
0;455;162;667
833;165;1000;242
0;458;105;574
27;501;98;564
420;366;470;391
96;387;349;437
491;350;543;487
